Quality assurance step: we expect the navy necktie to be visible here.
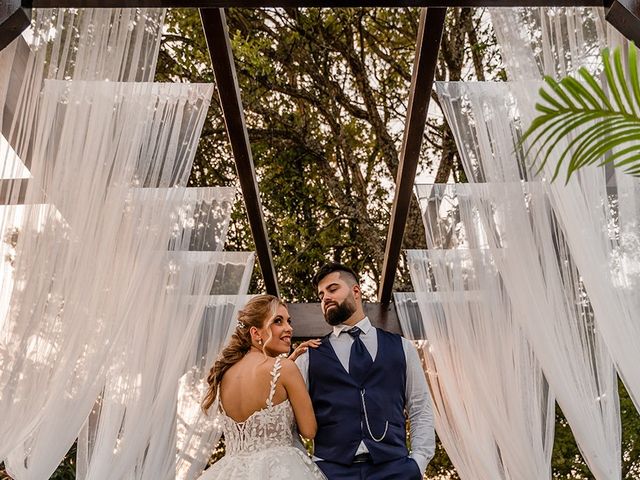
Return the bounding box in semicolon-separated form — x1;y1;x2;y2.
347;327;373;384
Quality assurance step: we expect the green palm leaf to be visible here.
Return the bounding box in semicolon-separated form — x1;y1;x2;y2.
521;43;640;183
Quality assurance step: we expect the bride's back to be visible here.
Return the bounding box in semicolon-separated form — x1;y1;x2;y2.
219;352;288;423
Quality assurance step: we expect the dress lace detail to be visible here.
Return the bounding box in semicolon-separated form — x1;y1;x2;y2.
198;357;326;480
266;358;281;408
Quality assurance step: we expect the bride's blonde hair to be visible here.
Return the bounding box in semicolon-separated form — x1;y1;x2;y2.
202;294;285;413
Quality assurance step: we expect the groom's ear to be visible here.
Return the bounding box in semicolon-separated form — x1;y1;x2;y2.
352;283;361;300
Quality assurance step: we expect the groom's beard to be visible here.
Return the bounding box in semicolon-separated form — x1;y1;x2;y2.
324;296;356;326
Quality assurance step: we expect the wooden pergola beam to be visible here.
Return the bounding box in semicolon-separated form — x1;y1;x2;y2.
378;8;445;304
29;1;606;7
1;36;31;169
606;0;640;45
0;179;42;205
288;302;402;338
0;1;30;52
200;8;279;297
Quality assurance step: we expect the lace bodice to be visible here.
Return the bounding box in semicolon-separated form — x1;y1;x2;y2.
219;357;295;456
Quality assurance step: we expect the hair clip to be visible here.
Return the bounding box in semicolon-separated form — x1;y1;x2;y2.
237;321;247;329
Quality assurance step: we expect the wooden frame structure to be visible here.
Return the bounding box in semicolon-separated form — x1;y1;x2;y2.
1;0;638;336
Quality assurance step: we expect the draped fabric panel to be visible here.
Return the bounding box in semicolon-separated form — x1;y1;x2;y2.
487;6;640;415
428;6;638;477
0;8;259;480
415;182;621;479
489;6;631;82
71;183;251;479
0;8;165;187
395;292;504;480
0;7;166;353
395;291;506;480
0;77;213;475
403;250;554;480
75;254;254;480
3;81;216;478
175;294;254;480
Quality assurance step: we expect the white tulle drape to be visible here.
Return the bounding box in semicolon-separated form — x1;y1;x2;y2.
395;291;506;480
416;181;621;479
0;8;166;349
416;6;640;478
0;7;256;480
175;294;254;480
486;5;640;418
490;7;629;82
74;254;254;480
0;8;165;185
401;249;554;480
1;78;219;479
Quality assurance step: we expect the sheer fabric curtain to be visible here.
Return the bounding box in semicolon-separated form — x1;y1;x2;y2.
404;249;554;480
490;7;607;81
175;294;254;480
394;291;506;480
416;181;621;479
0;6;165;352
1;79;214;478
71;184;252;479
75;253;253;480
73;187;251;480
488;6;640;415
0;7;246;479
394;291;502;480
439;6;640;464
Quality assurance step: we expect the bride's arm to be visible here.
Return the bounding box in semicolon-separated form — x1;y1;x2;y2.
280;358;317;440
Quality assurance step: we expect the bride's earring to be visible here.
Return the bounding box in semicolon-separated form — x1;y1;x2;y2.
258;338;263;345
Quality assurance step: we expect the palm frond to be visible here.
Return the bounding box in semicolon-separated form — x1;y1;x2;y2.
521;42;640;182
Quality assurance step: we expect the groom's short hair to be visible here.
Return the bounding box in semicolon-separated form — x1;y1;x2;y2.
312;262;360;289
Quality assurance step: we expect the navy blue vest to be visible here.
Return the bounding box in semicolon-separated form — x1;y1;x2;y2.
308;328;408;465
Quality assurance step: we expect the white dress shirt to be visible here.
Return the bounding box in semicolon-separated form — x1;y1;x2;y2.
295;317;435;473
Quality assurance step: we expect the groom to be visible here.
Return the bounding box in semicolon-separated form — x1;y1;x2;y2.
295;262;435;479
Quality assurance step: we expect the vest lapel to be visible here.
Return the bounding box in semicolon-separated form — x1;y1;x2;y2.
317;335;354;380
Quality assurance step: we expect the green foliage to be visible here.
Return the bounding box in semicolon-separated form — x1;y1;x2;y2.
620;380;640;479
49;443;77;480
522;43;640;183
425;438;459;479
551;406;593;479
1;443;77;480
156;7;492;300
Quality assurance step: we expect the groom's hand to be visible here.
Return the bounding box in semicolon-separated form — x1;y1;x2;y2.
288;339;321;361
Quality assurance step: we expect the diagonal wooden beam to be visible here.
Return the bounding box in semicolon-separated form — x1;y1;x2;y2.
288;302;401;338
1;35;32;169
0;1;30;52
0;179;44;205
29;1;605;7
378;8;445;304
606;0;640;45
200;8;279;297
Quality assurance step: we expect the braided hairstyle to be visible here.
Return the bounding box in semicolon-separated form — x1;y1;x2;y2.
202;294;285;413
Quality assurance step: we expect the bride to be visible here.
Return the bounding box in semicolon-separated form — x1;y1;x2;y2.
199;294;326;480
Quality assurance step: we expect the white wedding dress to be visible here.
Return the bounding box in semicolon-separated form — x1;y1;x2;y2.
198;357;326;480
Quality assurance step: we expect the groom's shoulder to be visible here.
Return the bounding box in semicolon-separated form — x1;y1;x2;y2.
318;333;333;346
374;326;403;340
309;333;332;351
375;328;412;352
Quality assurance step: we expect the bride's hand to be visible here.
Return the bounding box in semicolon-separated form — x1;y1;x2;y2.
288;339;321;361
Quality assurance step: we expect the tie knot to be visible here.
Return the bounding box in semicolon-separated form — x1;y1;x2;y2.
346;327;362;339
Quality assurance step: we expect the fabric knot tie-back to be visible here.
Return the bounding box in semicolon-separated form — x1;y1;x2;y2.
347;327;373;384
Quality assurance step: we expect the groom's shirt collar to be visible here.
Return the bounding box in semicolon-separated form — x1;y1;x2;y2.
331;316;372;337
